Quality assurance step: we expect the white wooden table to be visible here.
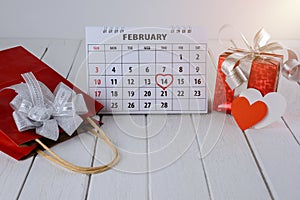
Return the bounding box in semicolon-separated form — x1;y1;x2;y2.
0;39;299;200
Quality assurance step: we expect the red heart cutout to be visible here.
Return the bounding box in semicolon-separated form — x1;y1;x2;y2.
231;97;268;131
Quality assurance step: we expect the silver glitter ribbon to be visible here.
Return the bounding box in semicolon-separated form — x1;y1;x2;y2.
219;25;300;89
282;49;300;81
8;72;88;141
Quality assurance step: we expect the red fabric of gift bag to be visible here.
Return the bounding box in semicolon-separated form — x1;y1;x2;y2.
0;46;104;160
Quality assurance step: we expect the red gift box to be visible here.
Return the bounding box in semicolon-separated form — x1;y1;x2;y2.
213;51;283;113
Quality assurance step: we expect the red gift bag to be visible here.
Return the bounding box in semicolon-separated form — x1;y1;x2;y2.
0;46;119;174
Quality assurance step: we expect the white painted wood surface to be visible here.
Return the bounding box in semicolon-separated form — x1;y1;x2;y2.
148;115;210;200
87;115;148;200
0;39;299;200
279;40;300;143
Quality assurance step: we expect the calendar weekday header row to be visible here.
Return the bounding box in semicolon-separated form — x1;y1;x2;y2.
88;43;207;52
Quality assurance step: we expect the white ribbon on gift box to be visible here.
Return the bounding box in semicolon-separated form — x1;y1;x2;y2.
7;72;88;141
218;25;300;90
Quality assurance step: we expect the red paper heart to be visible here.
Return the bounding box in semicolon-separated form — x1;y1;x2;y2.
231;97;268;130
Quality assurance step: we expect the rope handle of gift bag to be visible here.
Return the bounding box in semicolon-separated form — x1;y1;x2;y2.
35;117;120;174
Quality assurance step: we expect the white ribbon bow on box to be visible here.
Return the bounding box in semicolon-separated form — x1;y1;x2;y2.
8;72;88;141
219;25;300;90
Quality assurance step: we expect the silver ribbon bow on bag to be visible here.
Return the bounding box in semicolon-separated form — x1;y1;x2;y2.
9;72;88;141
220;25;300;89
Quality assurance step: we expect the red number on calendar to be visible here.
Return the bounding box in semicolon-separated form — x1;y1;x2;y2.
94;91;101;97
94;79;101;85
93;46;100;51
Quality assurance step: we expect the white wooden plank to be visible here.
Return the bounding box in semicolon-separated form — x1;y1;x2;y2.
18;39;95;200
68;40;88;93
0;39;49;200
278;78;300;142
18;134;95;200
88;115;148;200
276;40;300;142
246;121;300;200
42;39;81;77
0;38;49;58
147;115;210;200
0;153;33;200
193;113;271;200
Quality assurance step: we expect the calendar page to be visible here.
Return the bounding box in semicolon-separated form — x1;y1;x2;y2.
86;26;208;114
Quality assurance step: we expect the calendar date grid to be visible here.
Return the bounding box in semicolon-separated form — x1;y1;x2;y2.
88;43;207;113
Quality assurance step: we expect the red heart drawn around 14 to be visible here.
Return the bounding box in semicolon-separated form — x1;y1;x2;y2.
155;74;174;90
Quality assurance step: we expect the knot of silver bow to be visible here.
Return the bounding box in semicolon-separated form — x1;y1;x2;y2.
9;72;88;141
220;26;300;90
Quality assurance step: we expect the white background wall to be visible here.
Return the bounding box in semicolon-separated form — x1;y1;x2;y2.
0;0;300;39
